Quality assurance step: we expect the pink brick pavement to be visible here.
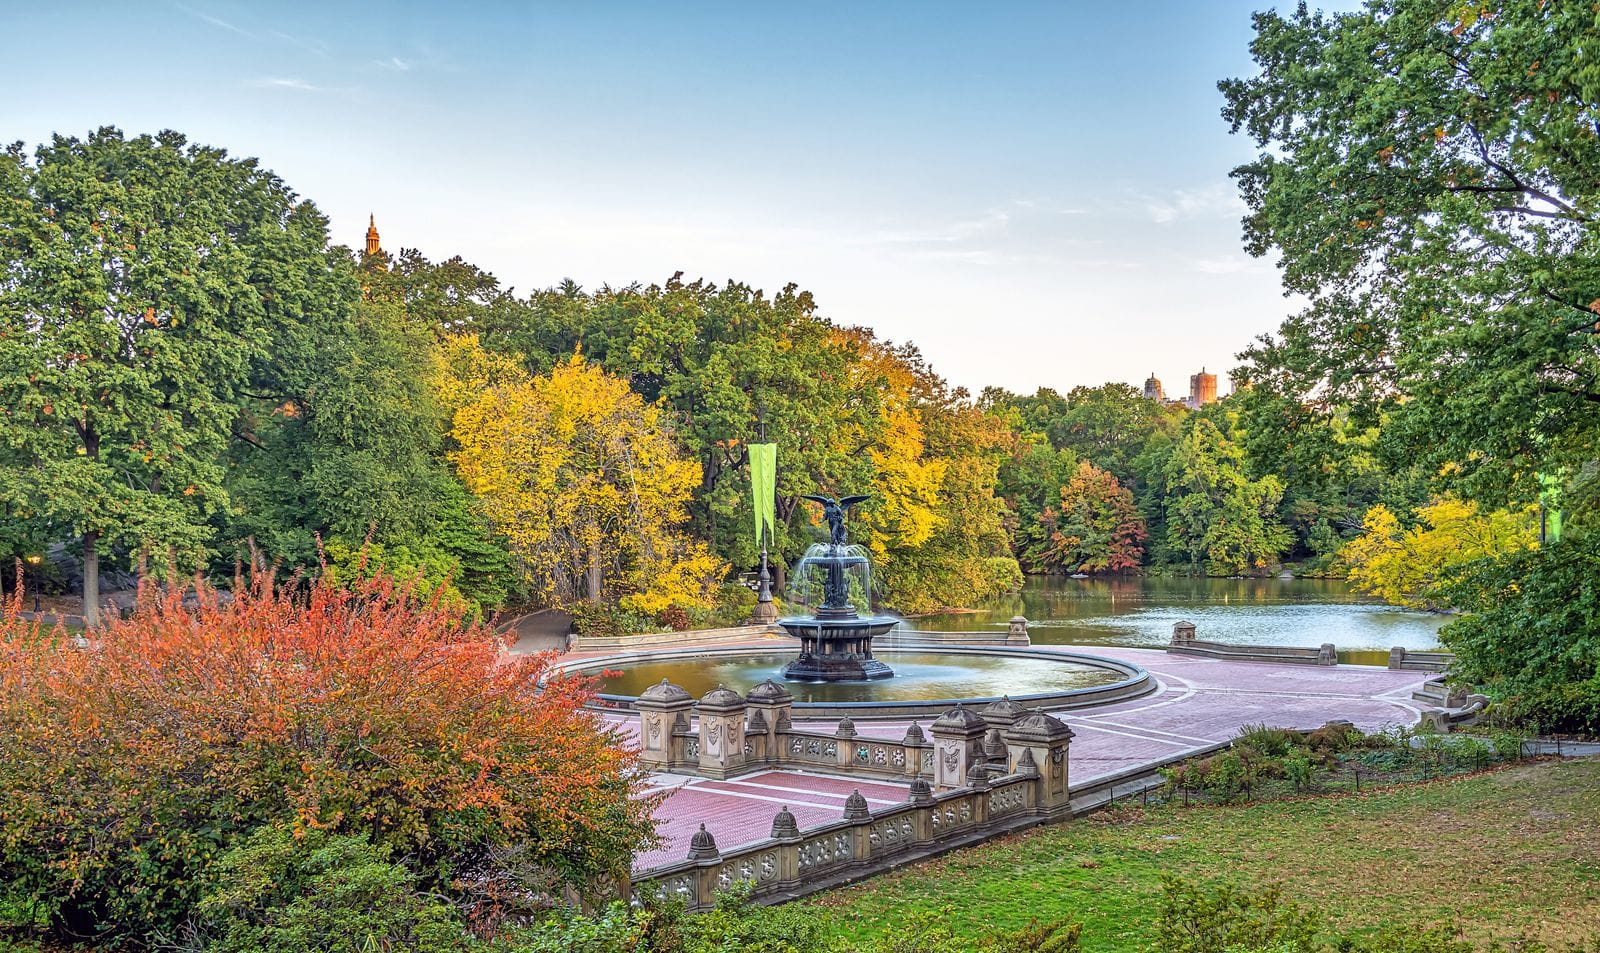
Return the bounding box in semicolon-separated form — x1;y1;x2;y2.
585;644;1432;871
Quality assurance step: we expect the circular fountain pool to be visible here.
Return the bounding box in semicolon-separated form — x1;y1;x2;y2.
571;645;1154;718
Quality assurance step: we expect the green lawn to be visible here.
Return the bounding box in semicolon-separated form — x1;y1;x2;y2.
804;758;1600;951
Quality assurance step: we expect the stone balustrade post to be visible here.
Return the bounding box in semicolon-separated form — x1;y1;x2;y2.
835;716;858;770
1387;646;1406;670
1005;708;1075;819
1171;620;1197;644
842;790;872;864
902;722;930;778
636;679;695;772
770;805;803;884
929;706;989;792
746;678;793;768
697;685;749;779
1007;616;1031;646
1318;643;1337;666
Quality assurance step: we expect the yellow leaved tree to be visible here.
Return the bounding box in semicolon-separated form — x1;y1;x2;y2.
446;346;723;613
1340;497;1537;609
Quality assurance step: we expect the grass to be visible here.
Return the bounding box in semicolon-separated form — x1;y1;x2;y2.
803;757;1600;951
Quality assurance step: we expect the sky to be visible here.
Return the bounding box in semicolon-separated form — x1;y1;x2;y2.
2;1;1359;397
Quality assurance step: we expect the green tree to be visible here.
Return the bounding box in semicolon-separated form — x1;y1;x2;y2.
1162;418;1291;575
0;128;345;624
1221;0;1600;514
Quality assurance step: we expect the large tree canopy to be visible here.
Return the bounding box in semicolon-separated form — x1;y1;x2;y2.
0;128;347;623
1222;1;1600;510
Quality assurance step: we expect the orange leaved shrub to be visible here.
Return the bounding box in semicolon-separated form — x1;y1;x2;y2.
0;567;657;943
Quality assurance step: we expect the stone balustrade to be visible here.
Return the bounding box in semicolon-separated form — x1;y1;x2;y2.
631;680;1076;910
1167;620;1336;666
1387;646;1454;672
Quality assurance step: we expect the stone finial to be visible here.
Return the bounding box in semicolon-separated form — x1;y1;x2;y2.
770;805;801;840
640;678;692;703
981;695;1024;725
747;678;794;704
902;721;927;745
1005;709;1075;745
835;716;858;739
698;683;746;709
907;774;934;805
931;705;986;732
983;727;1009;765
965;759;991;790
842;789;870;820
687;823;720;861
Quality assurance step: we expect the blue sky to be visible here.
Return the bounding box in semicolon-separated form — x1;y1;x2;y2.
3;1;1357;395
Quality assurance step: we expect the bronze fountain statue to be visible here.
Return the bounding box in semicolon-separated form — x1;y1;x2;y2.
779;492;897;681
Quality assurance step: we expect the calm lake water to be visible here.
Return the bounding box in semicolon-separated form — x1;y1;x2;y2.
908;576;1446;663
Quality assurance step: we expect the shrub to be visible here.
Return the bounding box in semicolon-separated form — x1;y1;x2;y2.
1306;722;1361;753
1494;679;1600;738
0;569;656;944
570;600;652;637
1447;736;1493;770
1235;724;1299;758
1152;876;1319;953
1489;729;1527;762
193;824;471;953
657;605;692;631
1283;753;1314;791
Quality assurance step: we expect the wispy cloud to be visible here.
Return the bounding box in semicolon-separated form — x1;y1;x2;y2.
374;56;414;72
1138;183;1244;224
271;29;331;57
250;77;322;92
175;2;254;38
1184;255;1265;275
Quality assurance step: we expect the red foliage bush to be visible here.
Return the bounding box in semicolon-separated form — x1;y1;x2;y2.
0;567;657;942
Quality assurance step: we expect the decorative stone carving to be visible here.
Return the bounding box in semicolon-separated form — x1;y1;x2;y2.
771;805;801;841
842;789;870;821
687;824;720;862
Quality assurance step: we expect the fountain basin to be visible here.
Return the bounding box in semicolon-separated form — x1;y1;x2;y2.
566;644;1155;719
777;614;900;681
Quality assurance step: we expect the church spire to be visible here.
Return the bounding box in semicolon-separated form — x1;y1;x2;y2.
365;214;381;256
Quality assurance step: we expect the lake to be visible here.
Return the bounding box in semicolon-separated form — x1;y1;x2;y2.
907;575;1446;664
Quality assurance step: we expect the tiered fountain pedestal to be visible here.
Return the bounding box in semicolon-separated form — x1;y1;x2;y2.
778;609;900;681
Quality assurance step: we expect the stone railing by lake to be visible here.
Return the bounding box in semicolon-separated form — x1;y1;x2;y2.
1166;620;1336;666
1387;647;1454;672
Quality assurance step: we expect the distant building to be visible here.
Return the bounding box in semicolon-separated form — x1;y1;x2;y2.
364;214;382;256
1187;368;1218;409
1143;372;1164;402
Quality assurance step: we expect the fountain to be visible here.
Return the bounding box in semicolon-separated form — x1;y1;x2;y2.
777;494;900;681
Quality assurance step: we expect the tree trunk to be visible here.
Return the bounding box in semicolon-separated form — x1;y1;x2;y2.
586;541;602;603
82;530;99;629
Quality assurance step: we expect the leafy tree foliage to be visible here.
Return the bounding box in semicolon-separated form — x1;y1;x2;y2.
0;128;345;624
1161;418;1291;575
1341;497;1536;609
1222;0;1600;512
449;351;723;612
1039;461;1147;574
1440;534;1600;716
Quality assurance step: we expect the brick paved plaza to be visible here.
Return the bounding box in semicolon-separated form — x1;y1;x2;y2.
592;643;1433;870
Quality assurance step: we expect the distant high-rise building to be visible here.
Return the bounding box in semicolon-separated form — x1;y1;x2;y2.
365;214;381;256
1187;368;1218;409
1143;372;1164;402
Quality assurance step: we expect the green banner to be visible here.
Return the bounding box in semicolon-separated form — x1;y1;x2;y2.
749;443;777;548
1539;471;1564;543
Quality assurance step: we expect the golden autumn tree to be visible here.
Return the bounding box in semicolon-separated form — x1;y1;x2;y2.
1340;497;1536;610
448;348;723;613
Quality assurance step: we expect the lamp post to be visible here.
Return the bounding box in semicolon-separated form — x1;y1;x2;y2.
25;554;41;615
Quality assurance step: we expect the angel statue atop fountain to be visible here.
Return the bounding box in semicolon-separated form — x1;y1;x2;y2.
800;493;870;547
